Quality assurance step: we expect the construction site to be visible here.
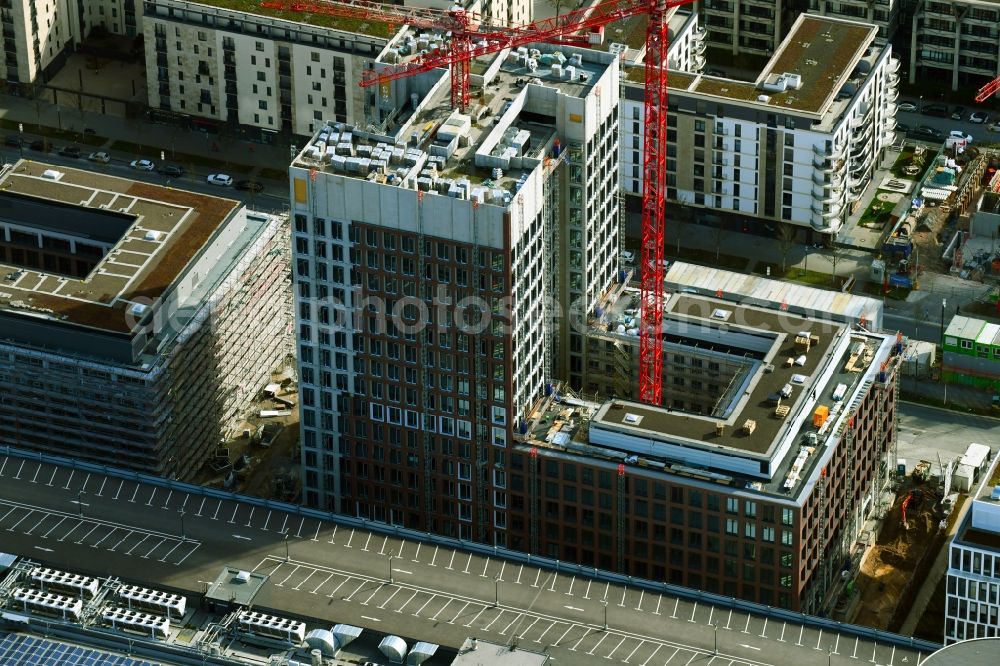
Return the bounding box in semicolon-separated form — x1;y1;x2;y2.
845;447;987;634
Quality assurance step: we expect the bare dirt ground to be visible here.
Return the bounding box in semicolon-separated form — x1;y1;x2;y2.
852;487;939;629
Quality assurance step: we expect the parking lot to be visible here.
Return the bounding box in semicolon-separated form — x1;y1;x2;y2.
0;453;929;666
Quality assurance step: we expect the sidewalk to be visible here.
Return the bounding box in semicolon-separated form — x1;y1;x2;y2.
0;93;292;185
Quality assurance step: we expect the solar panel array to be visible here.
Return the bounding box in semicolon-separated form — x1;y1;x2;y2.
0;633;160;666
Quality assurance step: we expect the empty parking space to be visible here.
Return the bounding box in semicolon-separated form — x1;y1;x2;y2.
0;498;198;565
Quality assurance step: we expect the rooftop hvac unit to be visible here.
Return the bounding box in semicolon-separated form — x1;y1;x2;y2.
100;606;170;639
116;584;187;619
237;610;307;644
29;567;99;598
11;587;83;621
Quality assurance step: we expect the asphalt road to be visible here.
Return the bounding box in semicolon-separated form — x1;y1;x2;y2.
893;104;996;143
0;454;928;666
896;402;999;476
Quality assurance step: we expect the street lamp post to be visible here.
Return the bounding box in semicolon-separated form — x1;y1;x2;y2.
179;509;186;539
77;490;83;517
601;599;608;631
18;123;23;159
388;555;394;585
712;622;719;655
493;574;501;608
284;534;290;562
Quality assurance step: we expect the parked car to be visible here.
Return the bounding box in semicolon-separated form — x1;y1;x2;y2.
130;159;155;171
895;123;910;134
950;106;966;120
704;68;726;77
207;173;233;186
921;103;949;117
898;102;918;112
988;122;1000;133
160;164;185;177
970;111;990;124
29;139;48;151
87;151;111;164
59;146;81;158
4;135;21;148
910;126;943;141
949;130;973;143
235;179;264;193
83;128;96;136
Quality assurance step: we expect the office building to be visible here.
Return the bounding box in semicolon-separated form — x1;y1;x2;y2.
622;14;900;237
909;0;1000;92
942;315;1000;391
509;264;901;613
0;161;291;479
290;44;621;539
945;453;1000;643
0;0;75;92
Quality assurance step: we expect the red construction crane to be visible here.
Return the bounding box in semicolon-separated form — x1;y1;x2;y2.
975;75;1000;103
267;0;696;406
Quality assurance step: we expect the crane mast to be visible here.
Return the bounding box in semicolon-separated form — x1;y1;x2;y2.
271;0;697;406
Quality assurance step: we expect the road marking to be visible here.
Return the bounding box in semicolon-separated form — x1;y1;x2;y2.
743;614;751;634
391;568;412;576
429;545;438;566
796;625;805;646
396;590;419;613
33;546;54;553
14;460;24;480
162;490;173;509
312;522;321;542
58;520;85;542
81;473;91;492
430;599;453;621
232;534;251;541
0;458;7;477
564;605;584;612
296;517;305;538
196;497;206;517
653;594;662;616
759;618;768;638
689;603;698;622
293;570;316;591
483;608;505;632
583;578;592;599
327;576;350;599
229;504;239;524
378;587;401;610
816;629;824;650
671;599;679;619
345;528;354;547
499;609;522;633
9;509;36;532
566;576;576;596
310;574;334;594
480;557;491;578
833;634;840;655
129;483;140;503
262;510;272;531
60;468;72;488
108;531;133;552
516;616;540;639
125;535;150;555
413;594;436;617
30;464;41;484
380;535;389;556
45;468;57;486
536;621;560;644
276;565;301;587
779;622;787;643
360;583;384;606
570;628;592;652
550;572;558;593
24;514;49;536
142;538;167;559
92;527;118;548
641;644;662;666
412;543;421;563
362;532;372;551
662;647;680;665
212;501;222;520
464;553;473;574
40;516;67;539
738;645;761;651
531;569;541;588
327;525;337;544
636;590;644;610
174;543;199;566
554;625;575;646
360;615;381;623
113;480;125;501
244;507;255;527
606;636;629;660
0;506;21;522
725;609;733;630
96;477;107;497
499;561;506;582
624;640;646;663
181;494;189;509
587;633;610;655
464;604;488;628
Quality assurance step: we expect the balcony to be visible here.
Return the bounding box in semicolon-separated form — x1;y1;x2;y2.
695;39;707;55
693;54;706;70
851;123;874;146
812;186;837;204
881;129;897;143
888;72;899;86
885;87;899;102
884;102;897;116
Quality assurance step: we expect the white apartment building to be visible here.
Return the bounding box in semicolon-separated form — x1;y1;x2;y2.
622;14;899;237
76;0;143;37
945;453;1000;643
0;0;75;90
909;0;1000;91
141;0;397;141
701;0;899;56
288;45;620;536
0;161;292;480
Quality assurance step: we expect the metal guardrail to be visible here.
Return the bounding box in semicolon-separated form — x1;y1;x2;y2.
1;444;942;654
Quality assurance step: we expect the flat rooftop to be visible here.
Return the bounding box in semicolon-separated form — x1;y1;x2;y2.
630;14;878;117
293;43;610;205
0;161;238;335
521;290;891;499
179;0;397;39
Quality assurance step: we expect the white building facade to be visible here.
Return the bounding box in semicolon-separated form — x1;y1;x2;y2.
0;0;75;90
945;454;1000;643
621;14;899;237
